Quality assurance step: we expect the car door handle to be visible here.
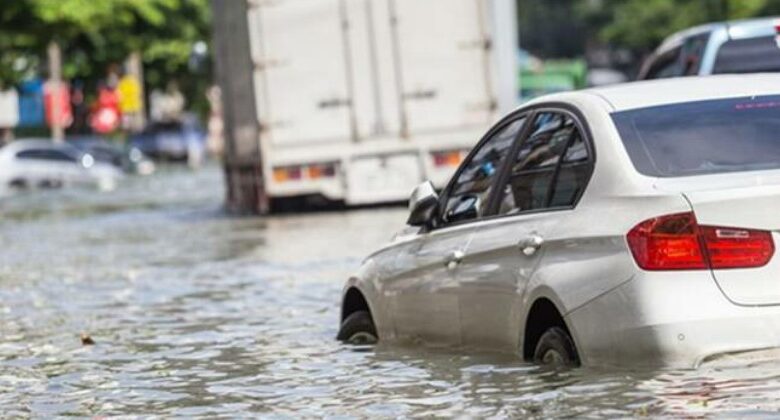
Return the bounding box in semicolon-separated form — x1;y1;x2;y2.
518;235;544;256
445;250;465;270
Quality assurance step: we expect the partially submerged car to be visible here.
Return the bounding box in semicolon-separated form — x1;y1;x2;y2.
638;17;780;80
128;116;206;167
68;136;156;175
0;139;123;194
338;74;780;368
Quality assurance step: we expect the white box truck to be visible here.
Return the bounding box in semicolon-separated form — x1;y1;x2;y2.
246;0;518;206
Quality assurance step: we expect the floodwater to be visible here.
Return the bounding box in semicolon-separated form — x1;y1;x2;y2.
2;165;780;417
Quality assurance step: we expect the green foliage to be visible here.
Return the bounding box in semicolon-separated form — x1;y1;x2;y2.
581;0;780;52
517;0;588;58
0;0;211;113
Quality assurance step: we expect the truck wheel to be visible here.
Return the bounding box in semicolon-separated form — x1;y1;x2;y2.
533;327;579;366
337;310;377;345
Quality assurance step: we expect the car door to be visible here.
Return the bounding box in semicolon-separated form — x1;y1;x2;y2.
457;109;594;351
385;114;526;345
15;149;52;186
50;148;85;186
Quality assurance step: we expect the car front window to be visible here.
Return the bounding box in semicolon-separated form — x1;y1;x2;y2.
441;116;526;224
644;46;682;80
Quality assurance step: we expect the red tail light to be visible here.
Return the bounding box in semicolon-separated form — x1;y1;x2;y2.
307;163;337;179
699;226;774;269
627;213;706;270
273;162;338;183
432;150;465;168
627;212;774;271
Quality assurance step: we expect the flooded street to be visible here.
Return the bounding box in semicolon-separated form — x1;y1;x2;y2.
2;166;780;417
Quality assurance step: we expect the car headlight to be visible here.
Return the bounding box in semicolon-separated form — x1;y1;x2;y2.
81;154;95;168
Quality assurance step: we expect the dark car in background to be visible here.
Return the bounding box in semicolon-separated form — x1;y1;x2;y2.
128;116;206;167
638;17;780;80
68;136;155;175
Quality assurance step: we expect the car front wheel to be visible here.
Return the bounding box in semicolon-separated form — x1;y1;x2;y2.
337;310;377;345
533;327;579;366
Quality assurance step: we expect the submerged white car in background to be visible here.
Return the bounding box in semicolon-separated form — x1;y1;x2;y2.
338;74;780;368
0;139;123;195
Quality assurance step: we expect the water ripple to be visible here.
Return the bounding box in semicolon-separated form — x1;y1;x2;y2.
2;165;780;417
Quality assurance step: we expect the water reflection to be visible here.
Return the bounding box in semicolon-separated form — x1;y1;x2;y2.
1;164;780;416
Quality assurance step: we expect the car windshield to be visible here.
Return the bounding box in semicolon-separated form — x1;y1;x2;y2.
612;95;780;177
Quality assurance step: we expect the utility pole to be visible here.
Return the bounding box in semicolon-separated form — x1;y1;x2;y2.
212;0;267;214
47;41;64;143
124;51;146;131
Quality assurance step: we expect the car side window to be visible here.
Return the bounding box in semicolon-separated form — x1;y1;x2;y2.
16;149;76;163
16;150;38;160
441;116;526;225
497;111;591;216
16;149;50;161
49;150;77;162
681;34;710;76
645;46;682;79
713;36;780;74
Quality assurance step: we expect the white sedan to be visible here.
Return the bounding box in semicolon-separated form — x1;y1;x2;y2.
337;74;780;368
0;139;123;195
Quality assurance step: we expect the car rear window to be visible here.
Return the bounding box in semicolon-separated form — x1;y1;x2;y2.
612;95;780;177
713;36;780;74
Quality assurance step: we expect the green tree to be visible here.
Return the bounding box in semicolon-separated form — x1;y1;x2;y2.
517;0;588;58
0;0;211;112
582;0;780;53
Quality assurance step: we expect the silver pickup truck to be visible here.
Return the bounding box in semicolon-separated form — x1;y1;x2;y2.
639;17;780;80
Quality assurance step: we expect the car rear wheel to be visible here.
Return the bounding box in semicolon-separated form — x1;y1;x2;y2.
533;327;579;366
337;310;377;345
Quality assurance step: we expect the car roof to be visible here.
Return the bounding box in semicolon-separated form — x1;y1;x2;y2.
656;16;779;52
657;22;726;51
575;73;780;112
7;139;64;148
1;139;83;154
67;136;108;144
726;16;778;39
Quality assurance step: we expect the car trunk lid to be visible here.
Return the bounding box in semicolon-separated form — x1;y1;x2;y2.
685;184;780;305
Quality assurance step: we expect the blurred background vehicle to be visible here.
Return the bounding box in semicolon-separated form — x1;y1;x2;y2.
518;54;589;99
214;0;519;212
67;136;156;175
128;114;206;167
8;0;780;417
0;139;123;195
638;17;780;80
586;68;629;87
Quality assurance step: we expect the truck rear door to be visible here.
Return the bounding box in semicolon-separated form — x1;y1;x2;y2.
389;0;494;136
248;0;354;146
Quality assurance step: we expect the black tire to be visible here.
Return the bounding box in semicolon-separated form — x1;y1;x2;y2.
533;326;579;366
337;310;378;345
9;179;28;190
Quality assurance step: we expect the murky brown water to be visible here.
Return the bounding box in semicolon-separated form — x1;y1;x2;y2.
2;165;780;417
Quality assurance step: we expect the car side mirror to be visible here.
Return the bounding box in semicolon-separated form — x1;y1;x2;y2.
407;181;439;227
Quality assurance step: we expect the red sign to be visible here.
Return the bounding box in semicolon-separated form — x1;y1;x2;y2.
90;87;122;134
43;82;73;128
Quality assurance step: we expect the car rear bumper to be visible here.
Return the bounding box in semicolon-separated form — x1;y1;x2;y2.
567;270;780;368
266;151;459;205
264;132;480;206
